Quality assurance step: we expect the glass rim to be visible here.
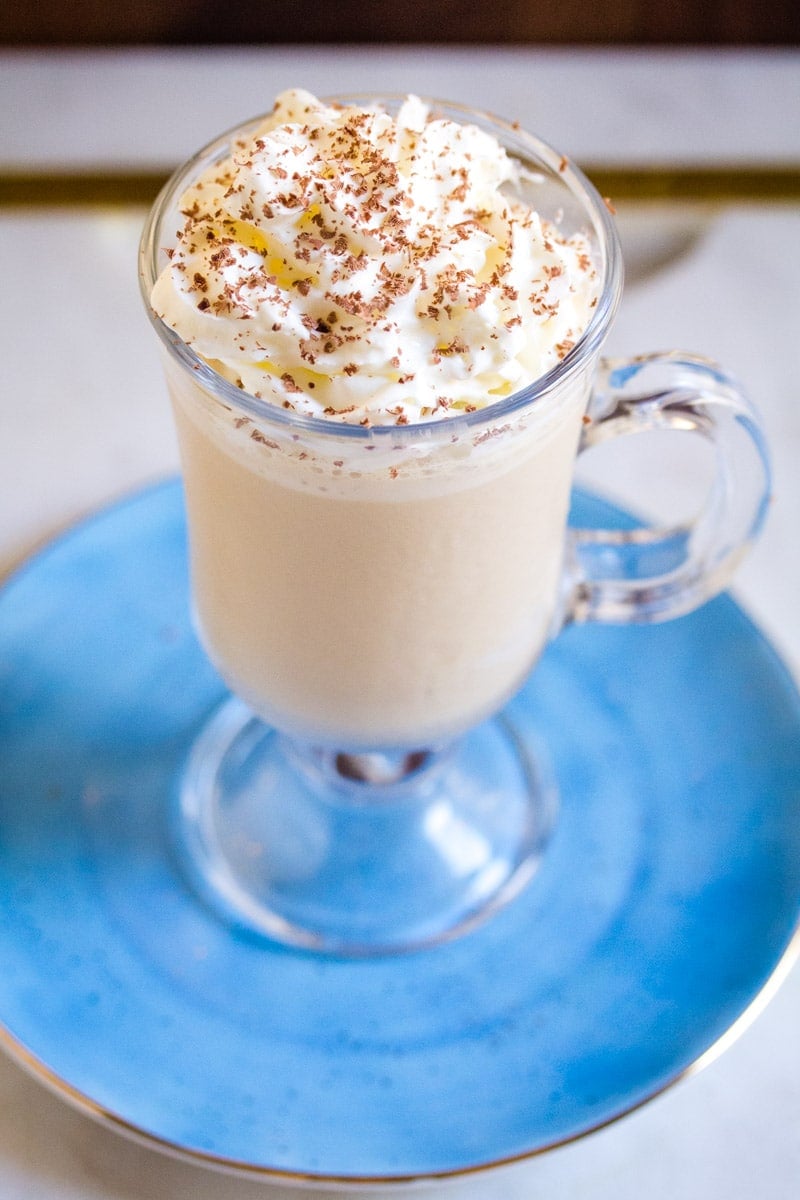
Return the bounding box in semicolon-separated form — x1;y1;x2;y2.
138;94;624;441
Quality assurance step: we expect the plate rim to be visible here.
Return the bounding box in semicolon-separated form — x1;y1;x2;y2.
1;929;798;1189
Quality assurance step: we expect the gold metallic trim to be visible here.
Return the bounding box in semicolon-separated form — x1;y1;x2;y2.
592;165;800;204
0;170;171;207
1;165;800;208
0;920;798;1188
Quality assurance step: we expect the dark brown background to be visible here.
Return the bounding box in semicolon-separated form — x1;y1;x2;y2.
2;0;798;45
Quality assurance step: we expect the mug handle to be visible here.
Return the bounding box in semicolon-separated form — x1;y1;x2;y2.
565;351;771;624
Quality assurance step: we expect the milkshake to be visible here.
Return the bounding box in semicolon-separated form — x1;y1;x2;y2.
147;91;602;749
139;92;768;952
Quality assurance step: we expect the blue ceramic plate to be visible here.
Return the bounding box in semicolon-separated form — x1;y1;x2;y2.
0;480;799;1185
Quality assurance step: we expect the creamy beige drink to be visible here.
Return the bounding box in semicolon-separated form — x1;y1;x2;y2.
150;91;600;749
164;356;590;747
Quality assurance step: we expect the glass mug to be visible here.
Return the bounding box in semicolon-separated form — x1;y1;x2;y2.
139;98;770;955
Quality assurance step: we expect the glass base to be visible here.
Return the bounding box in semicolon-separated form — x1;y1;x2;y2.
175;697;558;956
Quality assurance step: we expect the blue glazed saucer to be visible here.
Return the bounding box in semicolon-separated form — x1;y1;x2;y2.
0;479;799;1184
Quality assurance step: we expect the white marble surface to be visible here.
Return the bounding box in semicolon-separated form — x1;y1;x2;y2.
2;46;799;168
0;47;799;1200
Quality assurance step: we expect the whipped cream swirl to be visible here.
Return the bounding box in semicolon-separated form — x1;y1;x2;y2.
151;89;600;425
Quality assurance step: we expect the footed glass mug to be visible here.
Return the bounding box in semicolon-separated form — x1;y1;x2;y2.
139;98;770;955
